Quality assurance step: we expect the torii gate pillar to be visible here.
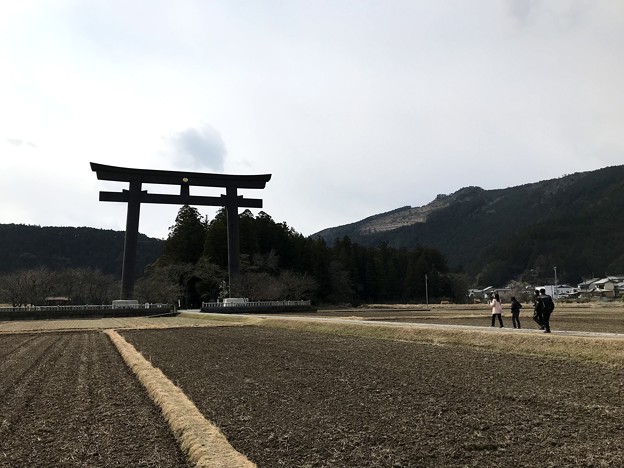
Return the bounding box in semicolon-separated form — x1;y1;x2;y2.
225;186;241;278
91;163;271;300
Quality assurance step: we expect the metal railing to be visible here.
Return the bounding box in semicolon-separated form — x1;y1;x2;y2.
0;303;171;312
202;300;311;309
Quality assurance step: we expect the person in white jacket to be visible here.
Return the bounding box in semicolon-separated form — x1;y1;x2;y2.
490;292;504;327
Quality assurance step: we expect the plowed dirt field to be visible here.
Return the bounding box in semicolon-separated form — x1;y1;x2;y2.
122;325;624;467
0;331;189;467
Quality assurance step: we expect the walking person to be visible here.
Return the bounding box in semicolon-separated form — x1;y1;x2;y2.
532;289;544;330
490;293;504;328
510;296;522;329
537;288;555;333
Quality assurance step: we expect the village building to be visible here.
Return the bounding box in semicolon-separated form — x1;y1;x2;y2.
468;286;512;303
586;276;624;298
45;296;71;306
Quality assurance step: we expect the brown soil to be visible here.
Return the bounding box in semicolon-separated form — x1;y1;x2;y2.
0;331;190;468
122;326;624;467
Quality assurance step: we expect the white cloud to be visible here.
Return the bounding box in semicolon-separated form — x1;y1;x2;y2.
165;124;226;171
6;138;36;148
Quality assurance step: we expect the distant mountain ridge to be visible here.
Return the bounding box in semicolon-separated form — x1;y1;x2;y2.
315;166;624;285
319;187;484;236
0;224;164;277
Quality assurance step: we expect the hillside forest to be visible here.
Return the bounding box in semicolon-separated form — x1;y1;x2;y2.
316;165;624;287
0;208;467;307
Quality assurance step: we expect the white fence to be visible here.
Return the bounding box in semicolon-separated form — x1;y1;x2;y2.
202;300;311;309
0;303;171;312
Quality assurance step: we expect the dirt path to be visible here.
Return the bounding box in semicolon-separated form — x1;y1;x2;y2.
0;332;190;467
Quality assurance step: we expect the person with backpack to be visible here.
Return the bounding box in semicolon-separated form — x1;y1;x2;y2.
510;296;522;329
537;288;555;333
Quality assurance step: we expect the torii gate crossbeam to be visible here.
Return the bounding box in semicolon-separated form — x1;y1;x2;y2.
91;162;271;300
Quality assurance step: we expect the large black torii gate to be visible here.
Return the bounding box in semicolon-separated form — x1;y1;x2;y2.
90;162;271;300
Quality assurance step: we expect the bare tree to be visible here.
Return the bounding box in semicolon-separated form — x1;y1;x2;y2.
78;269;119;304
0;268;55;306
24;267;56;305
0;272;25;306
232;272;282;300
278;270;317;300
53;268;87;304
134;264;188;303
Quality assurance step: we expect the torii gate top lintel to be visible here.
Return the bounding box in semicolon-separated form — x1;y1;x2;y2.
90;162;271;189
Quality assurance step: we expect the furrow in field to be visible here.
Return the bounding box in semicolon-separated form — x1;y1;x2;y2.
0;334;41;360
0;334;71;440
0;333;66;399
0;332;191;467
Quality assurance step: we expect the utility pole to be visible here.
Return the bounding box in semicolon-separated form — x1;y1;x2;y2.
425;274;429;305
554;266;558;300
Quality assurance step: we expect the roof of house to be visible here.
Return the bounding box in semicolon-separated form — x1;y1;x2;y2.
593;277;619;285
578;278;600;287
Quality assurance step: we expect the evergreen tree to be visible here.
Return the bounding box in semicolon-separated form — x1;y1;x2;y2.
203;208;228;267
160;205;206;265
239;209;260;256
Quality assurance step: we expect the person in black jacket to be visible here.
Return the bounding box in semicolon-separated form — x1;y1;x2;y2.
532;289;544;330
537;288;555;333
510;296;522;329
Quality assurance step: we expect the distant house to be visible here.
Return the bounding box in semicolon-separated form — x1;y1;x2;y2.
468;286;512;303
574;276;624;299
536;285;554;297
45;296;71;306
468;286;496;303
537;284;579;299
557;284;579;297
589;277;624;298
578;278;600;292
495;288;513;302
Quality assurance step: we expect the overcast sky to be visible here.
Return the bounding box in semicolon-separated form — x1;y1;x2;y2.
2;1;623;239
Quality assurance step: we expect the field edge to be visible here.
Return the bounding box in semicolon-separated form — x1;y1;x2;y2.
239;317;624;366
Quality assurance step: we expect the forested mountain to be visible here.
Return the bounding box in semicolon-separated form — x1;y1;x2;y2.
315;165;624;286
0;224;164;278
0;212;467;306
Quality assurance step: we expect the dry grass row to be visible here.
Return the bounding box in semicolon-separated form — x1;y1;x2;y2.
0;316;249;335
104;329;255;468
253;318;624;366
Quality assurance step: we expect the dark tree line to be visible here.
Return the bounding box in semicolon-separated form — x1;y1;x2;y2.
0;207;468;307
0;224;163;276
141;205;468;307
